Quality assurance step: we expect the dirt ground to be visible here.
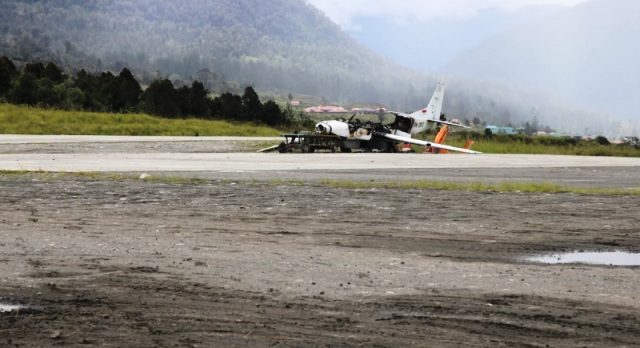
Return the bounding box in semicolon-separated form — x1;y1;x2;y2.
1;140;639;347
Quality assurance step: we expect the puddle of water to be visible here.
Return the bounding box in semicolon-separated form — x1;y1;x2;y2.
0;303;23;312
523;251;640;266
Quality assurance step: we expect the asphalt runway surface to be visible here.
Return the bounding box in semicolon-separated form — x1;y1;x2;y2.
1;135;639;188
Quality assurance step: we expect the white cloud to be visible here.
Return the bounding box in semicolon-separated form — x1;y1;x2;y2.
307;0;589;28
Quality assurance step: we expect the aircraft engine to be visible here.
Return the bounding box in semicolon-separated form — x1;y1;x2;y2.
315;120;350;138
315;123;331;134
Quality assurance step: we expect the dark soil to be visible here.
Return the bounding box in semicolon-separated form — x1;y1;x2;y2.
1;173;639;347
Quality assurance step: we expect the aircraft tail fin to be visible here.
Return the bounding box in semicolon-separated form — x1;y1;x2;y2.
411;83;446;121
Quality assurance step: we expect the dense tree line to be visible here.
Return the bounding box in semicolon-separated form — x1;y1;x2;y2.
0;57;294;126
0;0;428;109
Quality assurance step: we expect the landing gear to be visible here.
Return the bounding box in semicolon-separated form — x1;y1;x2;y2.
301;143;315;153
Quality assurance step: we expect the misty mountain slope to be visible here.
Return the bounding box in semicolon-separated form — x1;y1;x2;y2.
441;0;640;122
1;0;347;63
0;0;434;107
0;0;631;136
349;4;566;72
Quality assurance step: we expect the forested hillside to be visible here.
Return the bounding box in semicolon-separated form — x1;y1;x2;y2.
0;0;434;108
0;0;627;136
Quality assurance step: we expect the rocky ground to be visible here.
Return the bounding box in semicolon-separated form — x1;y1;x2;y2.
1;140;639;347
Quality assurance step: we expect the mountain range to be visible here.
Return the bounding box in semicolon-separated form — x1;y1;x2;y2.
347;4;567;73
441;0;640;131
0;0;637;136
342;0;639;136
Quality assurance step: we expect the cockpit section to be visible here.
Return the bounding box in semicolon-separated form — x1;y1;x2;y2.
391;116;414;133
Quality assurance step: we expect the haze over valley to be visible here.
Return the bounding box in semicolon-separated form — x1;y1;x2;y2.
1;0;638;137
311;0;640;137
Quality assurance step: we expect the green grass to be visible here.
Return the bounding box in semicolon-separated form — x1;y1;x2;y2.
2;104;639;157
468;138;640;157
0;104;280;136
0;170;210;184
2;171;638;195
418;132;640;157
315;179;640;196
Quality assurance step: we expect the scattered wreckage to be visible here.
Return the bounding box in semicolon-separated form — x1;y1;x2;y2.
259;83;480;154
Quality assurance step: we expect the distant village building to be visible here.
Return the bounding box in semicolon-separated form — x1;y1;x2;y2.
351;107;387;114
304;105;349;113
485;125;517;135
303;105;387;114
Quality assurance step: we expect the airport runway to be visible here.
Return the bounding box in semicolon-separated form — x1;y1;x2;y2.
0;134;281;144
1;135;639;188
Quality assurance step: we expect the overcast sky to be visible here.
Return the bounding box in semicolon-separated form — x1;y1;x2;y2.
306;0;590;29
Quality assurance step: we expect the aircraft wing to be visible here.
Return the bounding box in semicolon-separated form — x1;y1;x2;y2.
429;119;471;129
387;110;410;117
382;133;481;154
389;110;470;129
257;144;280;153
